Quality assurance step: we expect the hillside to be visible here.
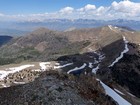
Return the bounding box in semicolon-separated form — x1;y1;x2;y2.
0;71;117;105
0;26;140;105
0;26;125;65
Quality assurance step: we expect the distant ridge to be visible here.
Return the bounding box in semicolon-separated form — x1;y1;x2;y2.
0;19;140;35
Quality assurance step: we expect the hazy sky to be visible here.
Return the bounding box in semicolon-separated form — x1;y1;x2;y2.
0;0;140;21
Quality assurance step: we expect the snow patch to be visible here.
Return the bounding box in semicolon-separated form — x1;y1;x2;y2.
97;79;132;105
92;52;105;73
109;36;129;67
14;81;26;84
1;84;10;88
31;69;41;72
0;65;34;80
127;92;136;97
108;25;113;31
108;25;118;33
88;63;93;68
8;65;34;71
54;63;73;69
39;62;51;71
95;52;105;61
92;65;99;74
94;58;99;64
99;54;105;62
114;88;125;95
67;63;87;74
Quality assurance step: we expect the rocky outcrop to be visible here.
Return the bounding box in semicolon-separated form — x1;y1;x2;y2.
0;71;117;105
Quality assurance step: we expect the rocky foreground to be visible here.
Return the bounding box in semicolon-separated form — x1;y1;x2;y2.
0;71;117;105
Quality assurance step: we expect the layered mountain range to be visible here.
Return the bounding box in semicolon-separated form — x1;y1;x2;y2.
0;19;140;36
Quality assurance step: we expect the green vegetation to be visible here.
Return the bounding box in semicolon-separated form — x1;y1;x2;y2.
0;58;16;65
0;47;40;65
40;41;91;61
58;41;91;55
19;47;40;56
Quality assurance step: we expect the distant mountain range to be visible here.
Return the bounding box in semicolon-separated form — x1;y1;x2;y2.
17;19;140;31
0;19;140;36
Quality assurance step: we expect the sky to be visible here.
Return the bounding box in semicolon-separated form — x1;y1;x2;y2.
0;0;140;21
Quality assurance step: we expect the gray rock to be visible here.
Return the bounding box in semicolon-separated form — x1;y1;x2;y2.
67;99;72;104
48;85;59;92
60;82;64;86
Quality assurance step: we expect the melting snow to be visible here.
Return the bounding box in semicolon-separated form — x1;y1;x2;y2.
67;63;87;74
108;25;113;31
1;84;7;87
32;69;41;72
97;79;132;105
114;88;125;95
1;84;10;88
92;65;99;74
95;52;105;62
0;65;34;80
108;25;118;33
109;36;129;67
89;63;93;68
92;52;105;73
14;82;26;84
94;59;99;64
54;63;73;69
39;62;51;71
99;54;105;62
127;92;136;97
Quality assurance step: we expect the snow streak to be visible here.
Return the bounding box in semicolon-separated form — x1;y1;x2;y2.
109;36;129;67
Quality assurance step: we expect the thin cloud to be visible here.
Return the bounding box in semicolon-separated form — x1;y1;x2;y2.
59;7;74;14
0;0;140;21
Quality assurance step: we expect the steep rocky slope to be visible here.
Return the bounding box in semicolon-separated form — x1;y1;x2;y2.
111;43;140;98
0;71;117;105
